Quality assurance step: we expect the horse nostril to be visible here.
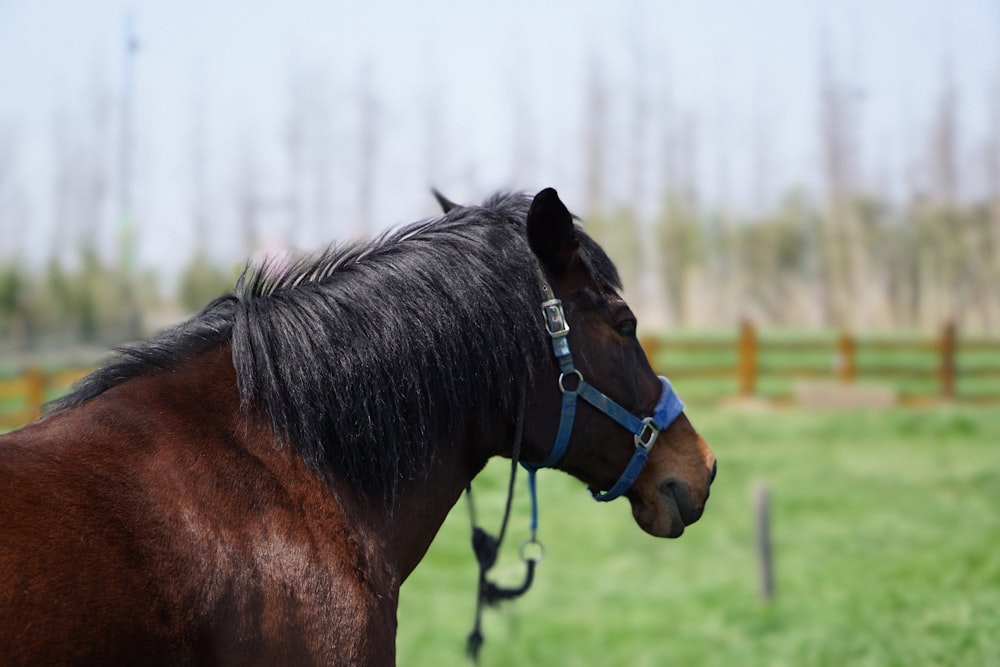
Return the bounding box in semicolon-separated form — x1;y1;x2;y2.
709;460;718;484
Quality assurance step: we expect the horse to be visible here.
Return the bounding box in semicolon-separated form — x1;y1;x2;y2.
0;188;716;665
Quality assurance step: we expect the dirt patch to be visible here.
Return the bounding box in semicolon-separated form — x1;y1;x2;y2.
793;381;897;409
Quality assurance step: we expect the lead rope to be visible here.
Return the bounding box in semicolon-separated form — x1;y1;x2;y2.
465;263;554;662
465;391;542;663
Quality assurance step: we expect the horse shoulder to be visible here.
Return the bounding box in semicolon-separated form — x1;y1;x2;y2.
0;359;398;665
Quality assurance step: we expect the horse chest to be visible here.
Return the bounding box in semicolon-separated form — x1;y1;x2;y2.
146;461;400;663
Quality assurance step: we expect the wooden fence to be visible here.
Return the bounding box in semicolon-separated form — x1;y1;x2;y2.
2;322;999;429
0;367;92;429
641;321;1000;405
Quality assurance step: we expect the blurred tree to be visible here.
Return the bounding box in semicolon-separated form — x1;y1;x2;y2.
655;99;701;326
586;206;641;299
357;59;378;235
583;52;607;217
0;261;26;339
981;74;1000;329
235;143;261;259
178;252;237;314
818;38;863;328
654;195;702;325
730;191;815;325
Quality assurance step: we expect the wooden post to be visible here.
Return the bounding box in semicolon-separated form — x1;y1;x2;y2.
738;320;757;397
836;330;856;382
640;336;661;374
940;321;957;400
26;367;45;421
754;484;774;601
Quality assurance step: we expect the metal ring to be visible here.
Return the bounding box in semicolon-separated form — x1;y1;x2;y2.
520;539;545;563
558;370;583;394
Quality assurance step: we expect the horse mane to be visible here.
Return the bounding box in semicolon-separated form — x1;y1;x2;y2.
47;192;621;507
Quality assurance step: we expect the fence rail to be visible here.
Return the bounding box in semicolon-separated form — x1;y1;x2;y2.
0;367;91;429
2;321;999;429
642;320;1000;405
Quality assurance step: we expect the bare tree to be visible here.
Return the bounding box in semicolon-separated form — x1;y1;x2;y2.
0;127;30;347
422;70;446;192
235;143;261;258
282;65;337;247
708;91;741;328
982;70;1000;331
357;59;378;235
82;75;113;260
626;14;657;323
0;128;20;259
627;13;648;214
283;70;307;246
307;77;334;244
931;58;960;328
580;52;644;314
188;84;211;256
927;55;999;333
118;13;141;339
656;110;701;326
582;53;607;216
509;77;537;189
818;37;864;328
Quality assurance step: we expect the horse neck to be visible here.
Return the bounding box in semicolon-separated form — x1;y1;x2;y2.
373;421;507;582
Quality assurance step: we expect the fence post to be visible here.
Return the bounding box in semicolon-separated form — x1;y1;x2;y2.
26;367;45;420
641;336;661;374
836;330;856;382
940;321;956;400
739;320;757;397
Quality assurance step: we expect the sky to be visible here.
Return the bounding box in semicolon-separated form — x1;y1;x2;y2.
0;0;998;282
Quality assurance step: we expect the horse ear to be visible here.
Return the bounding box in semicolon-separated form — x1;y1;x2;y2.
431;188;460;213
526;187;579;274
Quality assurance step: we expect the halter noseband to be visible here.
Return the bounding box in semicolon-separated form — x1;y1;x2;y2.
522;267;685;501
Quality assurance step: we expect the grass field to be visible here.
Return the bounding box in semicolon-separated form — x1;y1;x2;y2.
397;405;1000;666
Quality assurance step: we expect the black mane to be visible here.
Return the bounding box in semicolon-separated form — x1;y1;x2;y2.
48;192;621;506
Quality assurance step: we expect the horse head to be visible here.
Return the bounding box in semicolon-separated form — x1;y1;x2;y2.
521;188;716;538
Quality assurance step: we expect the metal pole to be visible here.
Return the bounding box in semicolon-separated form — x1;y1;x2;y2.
119;11;141;339
754;483;774;601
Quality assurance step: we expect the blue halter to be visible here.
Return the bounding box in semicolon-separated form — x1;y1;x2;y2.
462;266;687;663
522;272;685;502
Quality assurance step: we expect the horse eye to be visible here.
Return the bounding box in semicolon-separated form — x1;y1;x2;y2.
614;319;637;338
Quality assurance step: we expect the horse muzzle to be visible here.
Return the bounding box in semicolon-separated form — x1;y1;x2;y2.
631;458;716;538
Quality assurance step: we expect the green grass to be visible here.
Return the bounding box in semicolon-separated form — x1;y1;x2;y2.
397;406;1000;666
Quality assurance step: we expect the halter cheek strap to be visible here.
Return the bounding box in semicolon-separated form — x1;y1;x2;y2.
523;278;685;502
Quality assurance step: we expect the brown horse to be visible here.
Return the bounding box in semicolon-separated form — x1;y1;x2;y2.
0;188;715;665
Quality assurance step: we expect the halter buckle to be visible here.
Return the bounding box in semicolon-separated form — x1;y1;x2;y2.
541;299;569;338
634;417;659;451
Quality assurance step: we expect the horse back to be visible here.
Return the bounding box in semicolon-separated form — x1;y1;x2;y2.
0;351;397;665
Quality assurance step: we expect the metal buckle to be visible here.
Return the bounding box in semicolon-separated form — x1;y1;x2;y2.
634;417;659;451
541;299;569;338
